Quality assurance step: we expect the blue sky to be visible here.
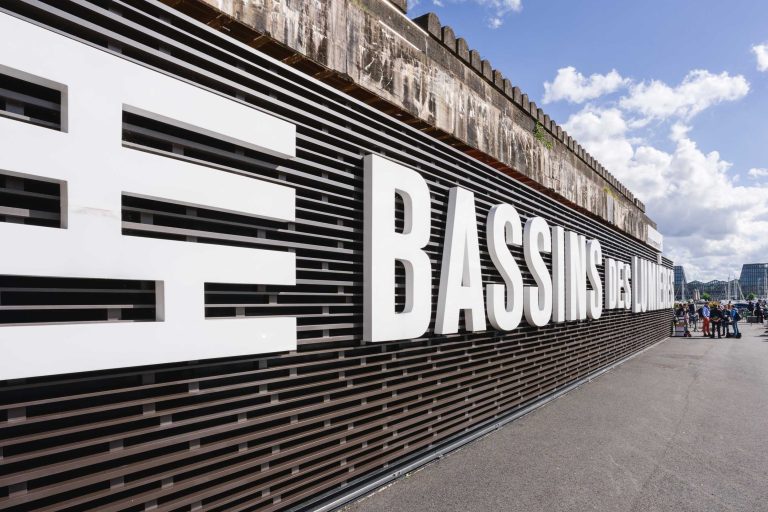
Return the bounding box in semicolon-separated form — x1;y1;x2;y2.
408;0;768;282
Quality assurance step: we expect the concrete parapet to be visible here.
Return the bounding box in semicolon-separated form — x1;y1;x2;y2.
493;69;505;88
413;12;440;37
512;86;522;105
470;49;482;71
455;37;470;61
168;0;655;242
441;26;455;47
502;78;513;98
387;0;407;13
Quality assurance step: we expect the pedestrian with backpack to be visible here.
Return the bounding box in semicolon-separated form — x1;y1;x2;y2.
732;306;742;338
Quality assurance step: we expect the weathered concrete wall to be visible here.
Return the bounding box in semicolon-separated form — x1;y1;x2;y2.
190;0;655;241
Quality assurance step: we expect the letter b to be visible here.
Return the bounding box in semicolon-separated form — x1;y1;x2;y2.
363;155;432;342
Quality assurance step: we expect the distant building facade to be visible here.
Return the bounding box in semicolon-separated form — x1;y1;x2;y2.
687;279;741;301
676;263;768;301
739;263;768;299
674;265;688;301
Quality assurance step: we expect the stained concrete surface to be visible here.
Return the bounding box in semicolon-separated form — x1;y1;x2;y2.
193;0;653;240
347;325;768;512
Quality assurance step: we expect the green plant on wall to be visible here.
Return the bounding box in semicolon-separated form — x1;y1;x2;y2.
603;185;617;199
533;121;552;150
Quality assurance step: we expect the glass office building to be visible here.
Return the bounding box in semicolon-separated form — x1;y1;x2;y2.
674;265;688;301
739;263;768;298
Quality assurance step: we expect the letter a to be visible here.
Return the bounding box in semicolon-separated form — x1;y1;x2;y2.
436;187;486;334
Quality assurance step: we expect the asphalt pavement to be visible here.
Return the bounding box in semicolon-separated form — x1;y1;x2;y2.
346;323;768;512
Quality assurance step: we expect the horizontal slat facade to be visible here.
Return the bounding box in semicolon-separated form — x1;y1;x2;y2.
0;70;61;130
0;1;672;511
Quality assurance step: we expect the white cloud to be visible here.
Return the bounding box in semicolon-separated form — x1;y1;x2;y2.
543;67;629;104
539;59;757;280
488;17;503;29
481;0;522;28
752;43;768;72
619;70;749;120
563;105;768;280
562;107;634;173
748;167;768;178
489;0;522;13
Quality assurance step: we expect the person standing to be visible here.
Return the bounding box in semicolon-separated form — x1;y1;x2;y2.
721;304;731;337
688;302;698;331
732;306;741;338
700;303;711;337
680;307;690;334
710;304;722;339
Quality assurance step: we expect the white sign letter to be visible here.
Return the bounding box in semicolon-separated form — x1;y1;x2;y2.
551;226;566;323
586;240;603;320
435;187;486;334
565;231;587;321
486;203;524;331
621;261;632;311
606;258;618;309
364;154;432;342
523;217;552;327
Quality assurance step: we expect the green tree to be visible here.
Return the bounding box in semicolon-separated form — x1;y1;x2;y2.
747;292;756;300
702;292;711;301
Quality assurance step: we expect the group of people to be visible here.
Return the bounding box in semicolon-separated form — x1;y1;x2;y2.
673;301;763;339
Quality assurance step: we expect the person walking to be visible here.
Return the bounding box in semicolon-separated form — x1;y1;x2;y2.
731;306;741;338
722;304;731;337
700;303;711;337
756;303;765;325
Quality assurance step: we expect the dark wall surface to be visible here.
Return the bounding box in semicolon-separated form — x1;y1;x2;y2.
0;1;671;511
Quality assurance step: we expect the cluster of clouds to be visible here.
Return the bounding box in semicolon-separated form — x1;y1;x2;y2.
542;58;767;281
544;68;751;119
412;0;768;280
543;67;629;104
482;0;522;29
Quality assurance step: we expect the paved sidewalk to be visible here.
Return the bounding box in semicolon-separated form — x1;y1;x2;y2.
348;325;768;512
